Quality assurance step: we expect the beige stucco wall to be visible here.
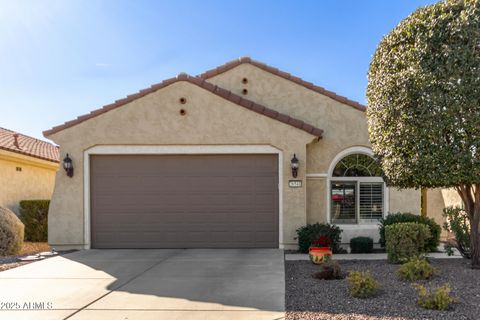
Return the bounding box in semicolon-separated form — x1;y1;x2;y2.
427;188;463;239
389;188;421;215
306;178;328;224
209;63;421;243
0;149;58;214
46;81;317;249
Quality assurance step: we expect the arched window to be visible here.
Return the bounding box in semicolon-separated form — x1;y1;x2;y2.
330;153;385;224
332;154;383;177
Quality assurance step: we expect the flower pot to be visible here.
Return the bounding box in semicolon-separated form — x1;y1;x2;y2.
309;247;333;264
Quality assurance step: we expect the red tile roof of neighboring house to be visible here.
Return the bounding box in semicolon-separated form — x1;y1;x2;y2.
43;74;324;138
199;57;367;112
0;127;59;163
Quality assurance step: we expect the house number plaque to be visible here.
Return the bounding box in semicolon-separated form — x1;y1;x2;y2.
288;180;302;188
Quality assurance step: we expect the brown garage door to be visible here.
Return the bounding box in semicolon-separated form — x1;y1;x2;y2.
90;154;278;248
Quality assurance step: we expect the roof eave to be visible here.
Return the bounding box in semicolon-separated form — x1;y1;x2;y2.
0;146;60;164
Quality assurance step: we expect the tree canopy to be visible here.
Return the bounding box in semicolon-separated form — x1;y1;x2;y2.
367;0;480;189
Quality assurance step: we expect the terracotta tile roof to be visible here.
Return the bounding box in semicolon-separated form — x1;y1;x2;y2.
0;127;59;163
199;57;366;112
43;74;324;138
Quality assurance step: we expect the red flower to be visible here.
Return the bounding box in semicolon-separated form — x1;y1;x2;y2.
311;236;332;248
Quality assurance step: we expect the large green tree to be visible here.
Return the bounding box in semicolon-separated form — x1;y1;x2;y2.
367;0;480;268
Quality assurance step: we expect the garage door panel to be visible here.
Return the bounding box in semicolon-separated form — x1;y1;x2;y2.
92;224;278;244
95;210;277;225
95;230;277;248
91;154;278;248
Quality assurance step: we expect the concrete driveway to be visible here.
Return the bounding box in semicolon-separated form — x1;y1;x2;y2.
0;249;285;320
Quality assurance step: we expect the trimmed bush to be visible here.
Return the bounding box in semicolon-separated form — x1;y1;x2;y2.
19;200;49;242
312;260;345;280
443;206;471;259
0;206;24;256
398;257;437;282
295;223;343;253
379;212;441;252
347;271;380;298
414;284;457;311
350;236;373;253
385;222;431;264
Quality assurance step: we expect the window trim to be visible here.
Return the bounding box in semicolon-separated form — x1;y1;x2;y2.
326;147;389;225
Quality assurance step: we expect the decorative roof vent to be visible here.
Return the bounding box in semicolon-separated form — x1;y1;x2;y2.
12;133;20;149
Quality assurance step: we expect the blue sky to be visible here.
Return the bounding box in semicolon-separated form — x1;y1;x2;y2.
0;0;436;141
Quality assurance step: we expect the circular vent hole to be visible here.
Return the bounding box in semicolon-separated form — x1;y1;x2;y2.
179;97;187;104
242;77;248;84
179;109;187;116
242;88;248;95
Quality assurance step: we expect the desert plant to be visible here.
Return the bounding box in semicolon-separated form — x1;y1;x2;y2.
312;260;345;280
295;223;343;253
0;206;24;256
385;222;431;264
347;271;380;298
367;0;480;268
414;283;457;311
443;206;471;259
19;200;49;242
379;212;441;252
350;236;373;253
398;257;437;281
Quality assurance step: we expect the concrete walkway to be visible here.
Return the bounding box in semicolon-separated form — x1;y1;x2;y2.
0;249;285;320
285;251;463;261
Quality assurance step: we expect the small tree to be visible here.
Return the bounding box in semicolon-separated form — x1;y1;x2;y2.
367;0;480;268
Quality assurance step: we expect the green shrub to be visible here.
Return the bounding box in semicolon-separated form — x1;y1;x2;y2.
385;222;431;264
414;284;457;311
398;257;437;281
295;223;343;253
379;212;441;252
0;206;24;256
312;260;344;280
347;271;380;298
443;206;471;259
350;236;373;253
19;200;49;242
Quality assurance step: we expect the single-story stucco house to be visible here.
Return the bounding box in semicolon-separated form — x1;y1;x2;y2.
0;127;59;214
43;57;459;250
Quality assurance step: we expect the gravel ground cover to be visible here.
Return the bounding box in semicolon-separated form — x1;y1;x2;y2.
0;242;75;272
286;259;480;320
0;260;29;272
0;242;50;271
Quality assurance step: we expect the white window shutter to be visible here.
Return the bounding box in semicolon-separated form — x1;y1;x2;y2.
359;182;383;220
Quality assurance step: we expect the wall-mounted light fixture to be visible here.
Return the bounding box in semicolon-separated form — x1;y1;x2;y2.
63;153;74;177
291;154;299;178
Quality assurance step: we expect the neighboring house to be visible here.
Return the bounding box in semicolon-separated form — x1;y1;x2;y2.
43;57;457;250
0;127;59;214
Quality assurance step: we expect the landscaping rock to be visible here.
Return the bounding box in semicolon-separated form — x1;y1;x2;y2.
286;259;479;320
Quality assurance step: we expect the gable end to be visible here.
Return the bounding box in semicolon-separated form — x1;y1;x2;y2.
43;74;323;138
199;57;366;112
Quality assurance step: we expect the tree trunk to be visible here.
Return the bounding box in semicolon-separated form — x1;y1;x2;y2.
455;184;480;269
471;208;480;269
421;188;428;217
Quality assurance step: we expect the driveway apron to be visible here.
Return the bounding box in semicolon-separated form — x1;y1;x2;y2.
0;249;285;320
